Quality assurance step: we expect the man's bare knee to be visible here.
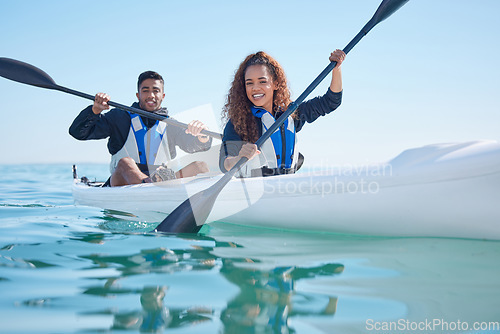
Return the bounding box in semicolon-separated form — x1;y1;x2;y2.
193;161;209;174
117;157;136;170
111;157;147;186
177;161;209;179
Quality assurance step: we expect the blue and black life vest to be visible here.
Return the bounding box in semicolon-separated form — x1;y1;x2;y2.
110;112;171;173
237;107;299;177
252;106;297;169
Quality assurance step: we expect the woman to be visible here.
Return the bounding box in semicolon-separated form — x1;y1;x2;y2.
220;50;345;177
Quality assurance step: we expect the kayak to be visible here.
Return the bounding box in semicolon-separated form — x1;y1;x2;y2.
72;140;500;240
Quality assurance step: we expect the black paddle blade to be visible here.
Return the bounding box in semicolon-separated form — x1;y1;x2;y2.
153;0;411;235
154;163;238;233
154;187;219;233
372;0;410;24
0;57;57;89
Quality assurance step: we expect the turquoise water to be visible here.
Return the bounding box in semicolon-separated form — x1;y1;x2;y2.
1;164;499;334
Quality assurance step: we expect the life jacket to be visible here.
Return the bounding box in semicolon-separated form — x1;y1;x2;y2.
110;112;171;173
238;106;299;177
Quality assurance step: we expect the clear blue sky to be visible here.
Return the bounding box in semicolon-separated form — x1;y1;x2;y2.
1;0;499;167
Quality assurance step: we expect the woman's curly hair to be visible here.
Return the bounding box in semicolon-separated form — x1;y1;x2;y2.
222;51;295;143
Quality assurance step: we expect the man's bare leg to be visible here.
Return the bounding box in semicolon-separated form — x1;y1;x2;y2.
111;158;208;186
110;157;150;186
175;161;209;179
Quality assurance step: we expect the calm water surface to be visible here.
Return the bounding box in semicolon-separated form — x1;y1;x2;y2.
0;164;499;334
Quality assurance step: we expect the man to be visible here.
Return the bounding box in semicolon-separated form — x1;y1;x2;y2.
69;71;212;186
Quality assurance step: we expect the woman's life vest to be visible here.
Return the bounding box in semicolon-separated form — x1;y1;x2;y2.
238;106;299;177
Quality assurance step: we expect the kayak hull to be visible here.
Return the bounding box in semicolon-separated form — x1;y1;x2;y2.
72;140;500;239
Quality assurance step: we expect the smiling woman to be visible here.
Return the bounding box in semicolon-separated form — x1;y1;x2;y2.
219;50;345;176
244;65;278;115
1;1;499;167
153;0;416;234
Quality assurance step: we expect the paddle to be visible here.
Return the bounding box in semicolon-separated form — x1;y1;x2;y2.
155;0;408;233
153;0;410;233
0;58;222;139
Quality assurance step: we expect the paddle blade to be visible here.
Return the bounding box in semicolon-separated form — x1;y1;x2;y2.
0;57;58;89
154;187;219;233
372;0;410;24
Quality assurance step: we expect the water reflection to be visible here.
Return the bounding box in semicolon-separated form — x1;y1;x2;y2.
221;262;343;333
77;233;344;333
5;220;499;333
109;286;212;332
81;247;188;277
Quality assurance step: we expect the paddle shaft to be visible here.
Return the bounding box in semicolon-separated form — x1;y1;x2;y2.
232;18;383;176
160;11;388;229
155;0;410;233
52;84;222;139
0;56;222;140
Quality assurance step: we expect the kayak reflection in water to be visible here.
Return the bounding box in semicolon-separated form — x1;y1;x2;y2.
220;262;344;333
79;236;344;333
111;286;213;332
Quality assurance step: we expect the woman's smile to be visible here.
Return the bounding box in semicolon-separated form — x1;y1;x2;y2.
245;65;277;113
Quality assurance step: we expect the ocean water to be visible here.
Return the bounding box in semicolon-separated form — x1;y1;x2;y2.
0;164;499;334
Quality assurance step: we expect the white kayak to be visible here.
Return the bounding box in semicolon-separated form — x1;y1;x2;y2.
72;140;500;240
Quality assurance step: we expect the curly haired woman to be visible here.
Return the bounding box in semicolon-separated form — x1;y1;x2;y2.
219;50;346;177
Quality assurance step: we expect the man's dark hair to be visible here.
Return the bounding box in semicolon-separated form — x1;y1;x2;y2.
137;71;164;91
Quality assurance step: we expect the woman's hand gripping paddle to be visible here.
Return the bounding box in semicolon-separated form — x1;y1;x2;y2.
153;0;410;233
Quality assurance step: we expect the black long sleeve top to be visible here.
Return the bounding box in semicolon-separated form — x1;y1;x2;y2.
69;103;212;160
219;89;342;172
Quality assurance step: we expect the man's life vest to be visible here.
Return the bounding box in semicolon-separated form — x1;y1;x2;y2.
110;112;171;174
